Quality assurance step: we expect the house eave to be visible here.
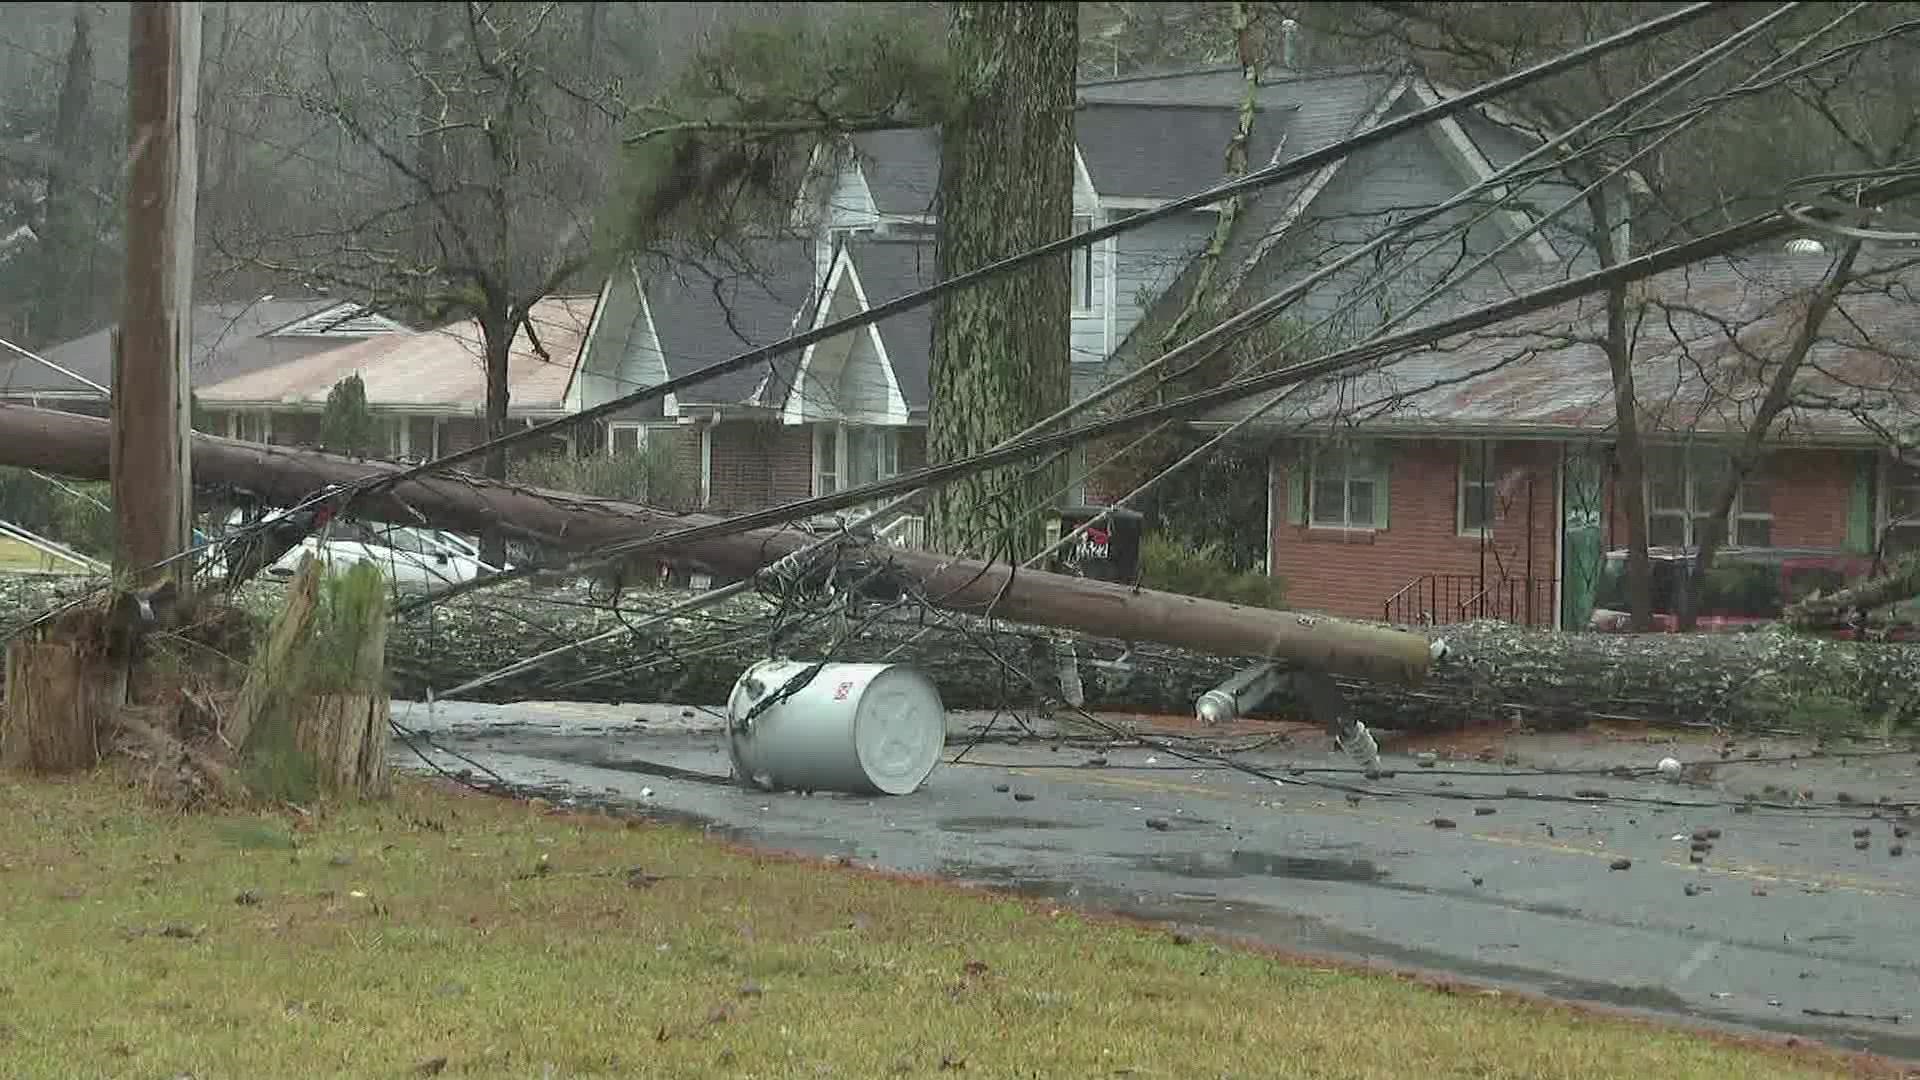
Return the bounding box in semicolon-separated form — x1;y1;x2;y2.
1188;417;1894;449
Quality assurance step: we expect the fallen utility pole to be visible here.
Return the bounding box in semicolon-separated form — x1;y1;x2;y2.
0;405;1438;687
115;1;199;593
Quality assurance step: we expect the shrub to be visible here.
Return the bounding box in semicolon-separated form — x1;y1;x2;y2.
1138;534;1286;609
507;440;694;509
0;466;114;557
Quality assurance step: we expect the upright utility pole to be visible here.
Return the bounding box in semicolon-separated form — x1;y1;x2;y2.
115;1;200;592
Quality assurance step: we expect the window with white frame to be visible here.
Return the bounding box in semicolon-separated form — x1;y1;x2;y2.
1309;441;1384;530
1645;446;1772;547
1888;458;1920;555
1458;441;1498;535
813;422;899;497
1071;213;1097;313
608;422;647;456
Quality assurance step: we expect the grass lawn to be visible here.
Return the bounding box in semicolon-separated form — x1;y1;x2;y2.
0;537;88;574
0;773;1884;1079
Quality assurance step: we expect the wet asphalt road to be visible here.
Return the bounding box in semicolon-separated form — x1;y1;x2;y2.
390;700;1920;1061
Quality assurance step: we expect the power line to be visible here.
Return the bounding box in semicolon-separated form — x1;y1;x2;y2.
352;1;1729;494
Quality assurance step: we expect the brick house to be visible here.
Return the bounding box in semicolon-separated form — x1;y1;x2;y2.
1220;250;1920;629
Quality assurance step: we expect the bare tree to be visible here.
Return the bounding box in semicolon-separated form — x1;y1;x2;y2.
214;2;648;560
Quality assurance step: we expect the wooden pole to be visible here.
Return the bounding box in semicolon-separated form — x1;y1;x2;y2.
116;1;199;594
0;406;1439;687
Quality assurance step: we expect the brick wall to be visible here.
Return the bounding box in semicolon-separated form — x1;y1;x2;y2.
1273;438;1866;625
1269;438;1561;624
702;420;811;512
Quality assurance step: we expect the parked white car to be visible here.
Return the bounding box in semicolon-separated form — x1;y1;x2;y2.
223;510;505;593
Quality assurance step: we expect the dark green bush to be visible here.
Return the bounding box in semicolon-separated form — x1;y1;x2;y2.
1138;534;1286;609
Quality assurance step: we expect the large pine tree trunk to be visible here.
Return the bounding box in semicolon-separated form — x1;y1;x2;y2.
926;1;1078;561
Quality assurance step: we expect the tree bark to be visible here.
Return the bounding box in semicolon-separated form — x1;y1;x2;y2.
927;1;1077;560
2;641;102;773
226;556;321;750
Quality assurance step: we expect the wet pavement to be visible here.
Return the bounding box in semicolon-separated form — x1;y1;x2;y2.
389;700;1920;1061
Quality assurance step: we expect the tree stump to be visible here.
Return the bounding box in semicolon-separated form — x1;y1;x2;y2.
2;641;105;773
294;694;391;796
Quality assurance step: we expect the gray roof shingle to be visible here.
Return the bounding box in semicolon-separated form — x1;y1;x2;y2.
843;238;937;412
847;68;1397;216
638;240;822;407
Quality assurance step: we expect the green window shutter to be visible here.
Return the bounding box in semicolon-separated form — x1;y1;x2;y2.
1371;442;1392;530
1845;453;1876;553
1286;445;1307;525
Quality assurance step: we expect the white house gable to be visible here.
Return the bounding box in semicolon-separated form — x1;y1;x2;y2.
782;250;907;426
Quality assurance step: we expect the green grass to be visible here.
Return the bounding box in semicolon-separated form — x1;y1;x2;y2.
0;774;1878;1079
0;537;88;574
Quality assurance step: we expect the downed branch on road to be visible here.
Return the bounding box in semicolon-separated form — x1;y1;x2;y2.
5;574;1917;736
1782;550;1920;633
376;602;1917;736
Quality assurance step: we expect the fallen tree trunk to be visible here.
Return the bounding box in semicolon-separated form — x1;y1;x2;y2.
0;403;1434;687
1783;550;1920;631
370;589;1920;734
5;575;1916;734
